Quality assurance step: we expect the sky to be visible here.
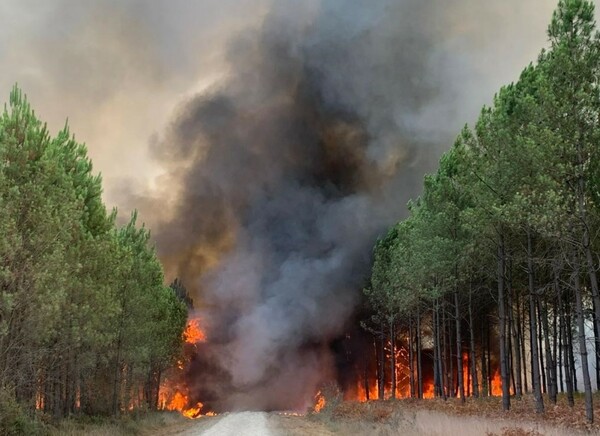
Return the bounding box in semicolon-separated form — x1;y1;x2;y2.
0;0;560;213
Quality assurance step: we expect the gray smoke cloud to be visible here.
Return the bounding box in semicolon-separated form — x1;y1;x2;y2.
141;0;558;411
0;0;563;412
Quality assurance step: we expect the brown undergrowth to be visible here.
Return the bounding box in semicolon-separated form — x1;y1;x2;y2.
315;392;600;435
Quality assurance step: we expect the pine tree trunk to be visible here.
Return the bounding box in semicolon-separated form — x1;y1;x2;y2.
581;203;600;390
537;300;546;395
364;355;370;402
541;297;557;404
454;289;465;402
409;316;415;398
378;334;385;400
466;351;471;397
592;298;600;391
442;301;449;399
390;320;396;400
562;298;575;406
565;297;578;392
448;311;454;397
553;294;560;394
481;321;488;397
469;289;479;398
507;260;516;396
521;297;528;393
435;299;444;399
433;301;440;398
498;237;510;410
487;325;493;395
573;252;594;423
527;230;544;413
512;288;523;399
558;316;564;393
417;309;423;399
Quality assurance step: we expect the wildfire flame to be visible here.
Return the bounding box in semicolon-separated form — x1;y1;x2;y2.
349;345;506;402
182;402;204;418
355;380;378;402
314;390;326;413
184;318;206;344
159;317;214;419
162;319;507;415
490;370;503;396
167;391;188;411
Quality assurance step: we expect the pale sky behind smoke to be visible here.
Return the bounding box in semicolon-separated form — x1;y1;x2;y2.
0;1;561;211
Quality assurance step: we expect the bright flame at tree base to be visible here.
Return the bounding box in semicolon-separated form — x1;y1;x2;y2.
159;316;217;419
164;320;507;416
313;391;326;413
336;348;507;405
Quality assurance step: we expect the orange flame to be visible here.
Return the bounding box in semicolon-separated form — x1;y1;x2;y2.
161;390;210;419
184;318;206;344
166;391;187;411
355;379;378;402
314;390;326;412
348;346;508;402
423;383;435;399
182;402;204;418
157;317;215;419
490;370;503;396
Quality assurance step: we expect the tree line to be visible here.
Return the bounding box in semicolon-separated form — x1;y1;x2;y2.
364;0;600;423
0;86;188;428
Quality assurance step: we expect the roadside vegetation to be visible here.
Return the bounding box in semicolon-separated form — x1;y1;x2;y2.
364;0;600;424
310;393;600;435
47;411;192;436
0;87;188;435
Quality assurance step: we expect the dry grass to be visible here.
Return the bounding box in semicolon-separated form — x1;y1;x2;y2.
49;411;193;436
310;392;600;435
487;429;544;436
401;392;600;434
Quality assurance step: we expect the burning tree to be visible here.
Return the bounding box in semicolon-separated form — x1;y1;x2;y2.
158;315;217;418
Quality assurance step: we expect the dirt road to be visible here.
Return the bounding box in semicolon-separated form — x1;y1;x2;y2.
186;412;272;435
174;412;332;436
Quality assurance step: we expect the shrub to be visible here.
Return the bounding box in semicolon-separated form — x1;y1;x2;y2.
0;388;45;435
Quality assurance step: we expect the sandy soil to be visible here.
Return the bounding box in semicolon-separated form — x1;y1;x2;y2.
186;412;272;436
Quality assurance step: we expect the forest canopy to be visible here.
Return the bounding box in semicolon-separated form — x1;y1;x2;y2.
0;86;187;432
364;0;600;424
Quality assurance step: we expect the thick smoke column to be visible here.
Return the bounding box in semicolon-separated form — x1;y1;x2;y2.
0;0;560;412
142;0;552;411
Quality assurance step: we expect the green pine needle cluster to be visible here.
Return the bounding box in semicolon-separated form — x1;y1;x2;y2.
365;0;600;423
0;86;187;432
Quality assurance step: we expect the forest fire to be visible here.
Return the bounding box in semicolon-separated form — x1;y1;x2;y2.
355;381;378;403
184;319;206;344
348;362;504;403
490;371;503;397
159;317;215;419
337;332;507;405
313;391;326;412
165;306;509;417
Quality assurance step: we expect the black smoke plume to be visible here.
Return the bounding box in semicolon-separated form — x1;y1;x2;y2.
141;0;544;411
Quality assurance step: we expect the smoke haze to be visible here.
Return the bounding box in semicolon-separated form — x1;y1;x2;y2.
0;0;567;411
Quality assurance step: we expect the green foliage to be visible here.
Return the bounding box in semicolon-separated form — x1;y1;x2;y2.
0;387;46;436
363;0;600;419
0;86;187;419
366;0;600;323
